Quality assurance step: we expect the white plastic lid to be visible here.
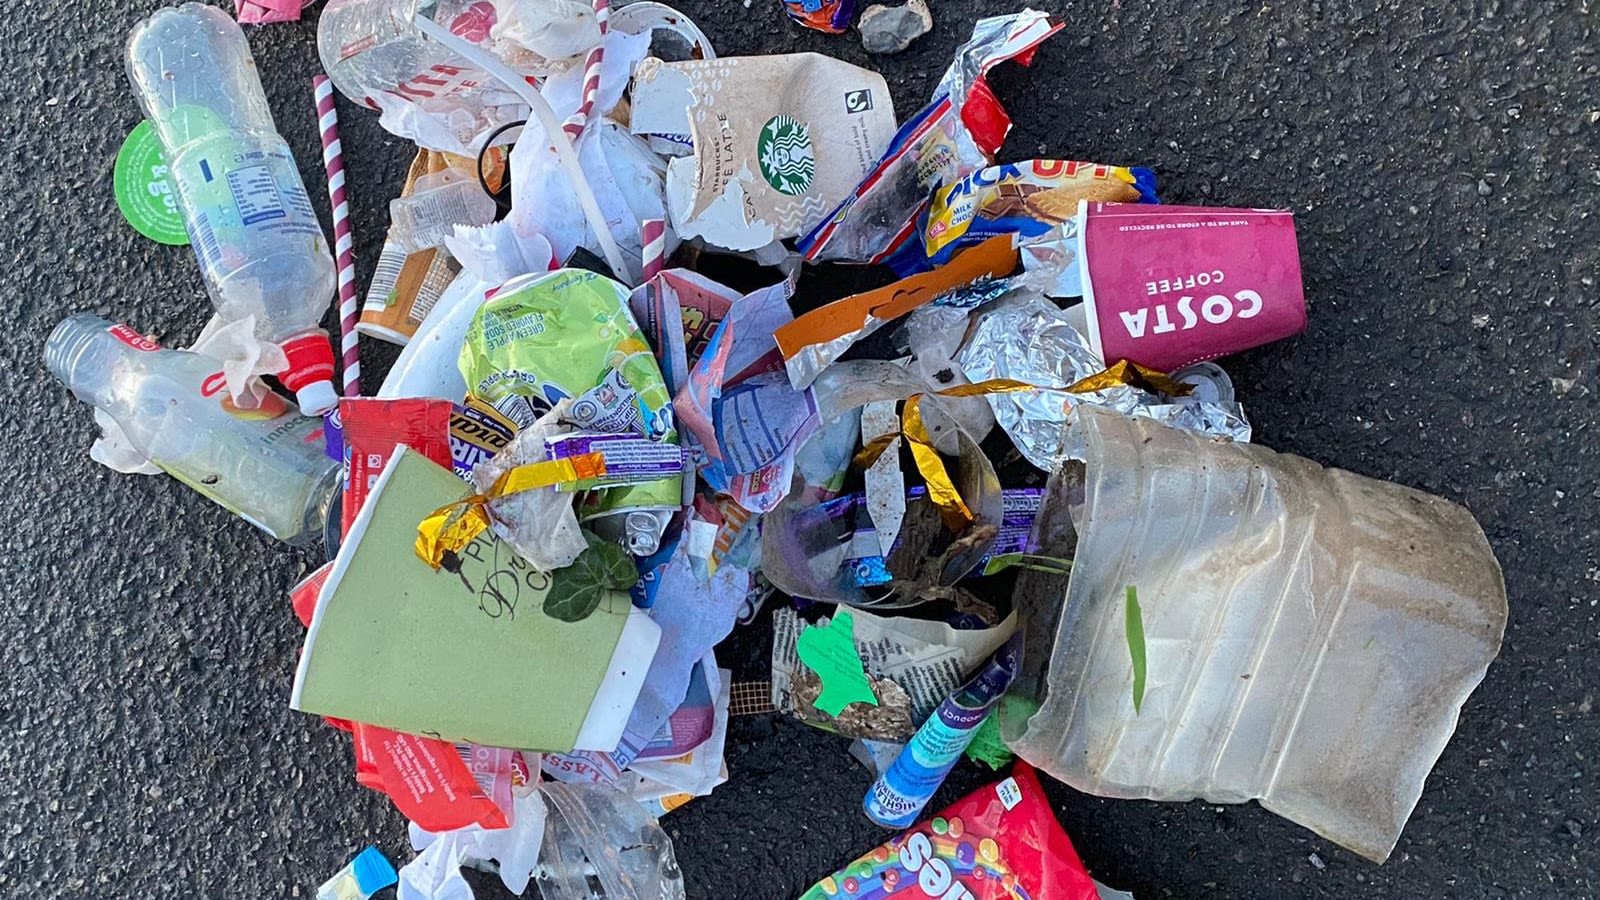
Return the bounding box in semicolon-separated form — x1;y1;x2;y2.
296;379;340;417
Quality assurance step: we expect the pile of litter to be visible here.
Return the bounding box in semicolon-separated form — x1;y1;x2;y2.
58;2;1509;898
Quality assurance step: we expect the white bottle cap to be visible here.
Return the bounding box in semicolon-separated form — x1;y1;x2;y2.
296;380;340;417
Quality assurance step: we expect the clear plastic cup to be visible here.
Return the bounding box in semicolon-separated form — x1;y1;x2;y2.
1004;406;1507;862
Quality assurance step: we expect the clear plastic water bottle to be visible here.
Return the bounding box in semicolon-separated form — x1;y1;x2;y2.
126;3;339;416
45;315;340;545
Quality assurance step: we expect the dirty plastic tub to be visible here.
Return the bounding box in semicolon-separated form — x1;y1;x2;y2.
1003;406;1507;862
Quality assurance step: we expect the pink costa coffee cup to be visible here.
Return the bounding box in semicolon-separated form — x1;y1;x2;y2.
1078;203;1306;372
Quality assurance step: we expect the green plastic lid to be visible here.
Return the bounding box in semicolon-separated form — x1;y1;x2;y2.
113;121;189;246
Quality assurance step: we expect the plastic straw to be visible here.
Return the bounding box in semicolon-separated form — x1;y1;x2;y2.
561;0;611;139
313;74;360;397
641;218;666;281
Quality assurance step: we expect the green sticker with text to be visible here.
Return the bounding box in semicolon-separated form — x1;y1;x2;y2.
113;121;189;246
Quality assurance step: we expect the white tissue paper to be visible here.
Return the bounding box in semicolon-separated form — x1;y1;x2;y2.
490;0;600;67
446;222;556;286
403;789;550;900
505;27;665;279
397;831;474;900
373;88;532;160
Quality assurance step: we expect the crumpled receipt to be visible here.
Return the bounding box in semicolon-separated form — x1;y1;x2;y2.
490;0;600;67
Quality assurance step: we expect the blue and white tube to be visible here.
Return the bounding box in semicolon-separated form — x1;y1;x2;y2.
863;632;1023;827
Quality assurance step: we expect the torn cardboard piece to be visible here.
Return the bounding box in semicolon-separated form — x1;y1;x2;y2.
796;608;880;715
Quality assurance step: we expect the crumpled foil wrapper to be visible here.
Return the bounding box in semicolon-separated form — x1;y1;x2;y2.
958;293;1251;469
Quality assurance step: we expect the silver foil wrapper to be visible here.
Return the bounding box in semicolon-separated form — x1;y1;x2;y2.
958;294;1251;469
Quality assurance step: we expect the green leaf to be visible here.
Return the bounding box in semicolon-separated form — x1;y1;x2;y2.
1125;585;1147;715
981;552;1075;577
543;533;637;623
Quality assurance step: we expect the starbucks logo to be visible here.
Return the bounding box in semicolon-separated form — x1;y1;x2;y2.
757;115;815;196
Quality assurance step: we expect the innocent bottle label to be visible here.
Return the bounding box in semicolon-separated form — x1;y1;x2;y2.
108;324;159;352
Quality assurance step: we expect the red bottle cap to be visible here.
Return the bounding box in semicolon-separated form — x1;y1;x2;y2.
279;332;339;415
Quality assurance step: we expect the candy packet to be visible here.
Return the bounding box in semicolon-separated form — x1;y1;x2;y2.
339;397;454;534
884;160;1158;276
783;0;858;33
458;268;683;530
800;762;1098;900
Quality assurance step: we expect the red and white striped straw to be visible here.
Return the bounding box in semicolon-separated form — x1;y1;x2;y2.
641;218;666;281
561;0;611;140
314;74;360;398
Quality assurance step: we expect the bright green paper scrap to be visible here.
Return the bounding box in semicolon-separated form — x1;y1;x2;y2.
796;608;879;716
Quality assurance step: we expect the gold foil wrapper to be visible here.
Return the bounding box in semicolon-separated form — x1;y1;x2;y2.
415;452;607;569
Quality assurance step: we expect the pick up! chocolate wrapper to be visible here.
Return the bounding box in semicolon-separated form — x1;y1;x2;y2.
1080;203;1307;372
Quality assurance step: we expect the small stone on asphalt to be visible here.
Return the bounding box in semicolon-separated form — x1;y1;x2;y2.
859;0;933;54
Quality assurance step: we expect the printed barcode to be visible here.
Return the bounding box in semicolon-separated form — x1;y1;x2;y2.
365;242;406;311
193;212;223;271
454;744;494;793
489;394;535;428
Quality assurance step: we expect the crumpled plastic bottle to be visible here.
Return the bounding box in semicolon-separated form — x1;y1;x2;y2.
45;315;339;545
535;781;686;900
125;3;340;415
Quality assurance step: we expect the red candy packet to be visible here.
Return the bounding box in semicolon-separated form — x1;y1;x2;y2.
800;763;1097;900
340;397;454;535
352;724;519;832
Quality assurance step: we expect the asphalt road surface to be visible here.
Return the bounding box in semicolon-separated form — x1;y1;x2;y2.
2;1;1596;898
